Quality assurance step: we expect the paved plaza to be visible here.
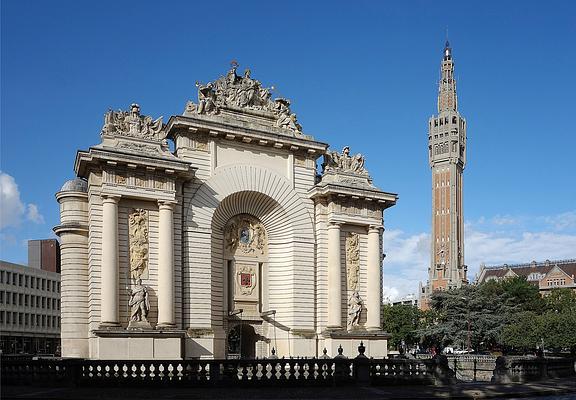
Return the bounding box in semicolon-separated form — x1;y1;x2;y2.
3;378;576;400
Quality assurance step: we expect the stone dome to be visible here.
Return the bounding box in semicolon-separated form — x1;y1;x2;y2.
60;177;88;193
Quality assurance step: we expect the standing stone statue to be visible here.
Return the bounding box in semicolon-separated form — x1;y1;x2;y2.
347;290;363;330
128;279;151;328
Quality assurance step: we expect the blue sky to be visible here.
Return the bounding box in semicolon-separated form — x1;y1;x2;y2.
1;0;575;299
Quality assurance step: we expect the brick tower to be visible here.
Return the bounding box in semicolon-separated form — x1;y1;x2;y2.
420;41;468;310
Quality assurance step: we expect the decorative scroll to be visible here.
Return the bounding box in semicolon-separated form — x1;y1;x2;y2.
185;62;302;133
323;146;368;175
224;215;267;256
129;209;149;279
346;232;360;291
102;103;164;141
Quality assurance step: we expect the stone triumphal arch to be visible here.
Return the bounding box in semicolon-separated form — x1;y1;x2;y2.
55;65;397;359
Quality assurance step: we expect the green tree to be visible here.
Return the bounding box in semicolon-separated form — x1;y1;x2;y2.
501;288;576;353
420;277;546;352
382;304;422;350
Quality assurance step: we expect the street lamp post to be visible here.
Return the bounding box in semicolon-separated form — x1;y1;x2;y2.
261;310;277;356
228;309;243;359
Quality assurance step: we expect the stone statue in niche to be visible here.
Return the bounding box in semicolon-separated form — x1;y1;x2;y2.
129;208;149;279
101;103;164;141
128;279;151;329
224;215;267;256
346;232;360;291
347;290;363;330
186;62;303;133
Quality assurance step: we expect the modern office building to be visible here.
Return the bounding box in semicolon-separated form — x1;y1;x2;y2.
0;240;61;355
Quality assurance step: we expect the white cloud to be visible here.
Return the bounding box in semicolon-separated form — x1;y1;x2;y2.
0;171;26;229
382;229;430;302
382;211;576;301
0;171;44;229
26;204;45;224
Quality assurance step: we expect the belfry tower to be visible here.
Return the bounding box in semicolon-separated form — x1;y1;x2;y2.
420;41;468;310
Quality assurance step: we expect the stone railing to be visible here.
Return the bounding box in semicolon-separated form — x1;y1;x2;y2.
7;348;572;387
1;343;456;387
446;355;497;382
492;356;576;383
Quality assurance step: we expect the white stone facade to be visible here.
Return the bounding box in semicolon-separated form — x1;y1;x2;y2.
55;66;397;360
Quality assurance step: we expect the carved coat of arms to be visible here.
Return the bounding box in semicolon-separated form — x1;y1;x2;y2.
236;264;257;296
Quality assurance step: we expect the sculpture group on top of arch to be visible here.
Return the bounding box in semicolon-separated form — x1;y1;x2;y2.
185;62;302;133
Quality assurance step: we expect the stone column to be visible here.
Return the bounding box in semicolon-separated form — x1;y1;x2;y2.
327;222;342;329
157;200;176;329
100;194;121;328
54;190;89;357
366;225;382;331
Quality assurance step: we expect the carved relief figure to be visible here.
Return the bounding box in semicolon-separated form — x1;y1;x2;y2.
347;290;363;330
129;209;149;279
224;215;267;256
323;146;368;175
101;103;164;140
129;279;150;322
346;232;360;291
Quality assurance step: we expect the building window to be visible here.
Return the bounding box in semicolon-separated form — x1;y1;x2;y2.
25;313;29;326
42;297;46;309
31;277;35;288
6;291;10;305
12;292;17;305
25;294;29;307
19;293;23;306
36;315;40;326
18;274;23;286
12;273;17;285
18;312;23;325
0;291;3;304
57;282;60;293
25;276;29;288
7;312;11;325
0;310;4;324
57;300;60;310
0;271;4;283
41;279;45;291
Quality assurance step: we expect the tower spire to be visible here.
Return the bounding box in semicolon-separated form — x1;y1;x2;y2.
438;41;457;113
420;40;468;310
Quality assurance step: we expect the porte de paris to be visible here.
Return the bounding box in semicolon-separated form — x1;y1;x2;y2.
54;64;398;360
